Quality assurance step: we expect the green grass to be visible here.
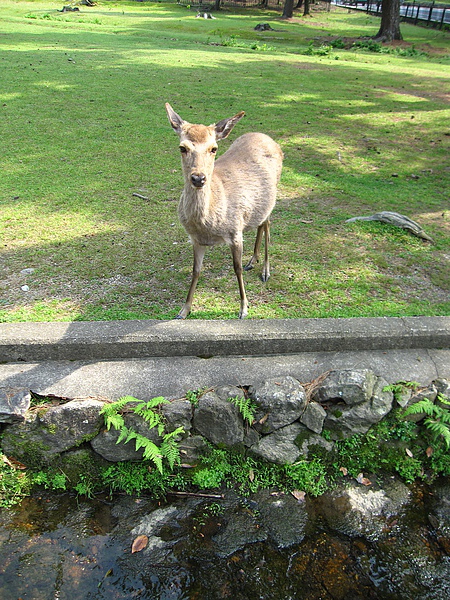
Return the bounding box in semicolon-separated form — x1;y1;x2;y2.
1;0;449;321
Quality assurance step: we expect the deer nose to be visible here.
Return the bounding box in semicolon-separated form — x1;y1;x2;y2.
191;173;206;188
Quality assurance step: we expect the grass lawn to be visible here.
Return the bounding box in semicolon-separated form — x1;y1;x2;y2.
1;0;449;321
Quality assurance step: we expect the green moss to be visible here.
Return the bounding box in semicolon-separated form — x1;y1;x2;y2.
43;424;57;435
59;448;107;488
3;437;52;470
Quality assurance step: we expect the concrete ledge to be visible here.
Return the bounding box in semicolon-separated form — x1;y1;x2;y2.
0;316;449;363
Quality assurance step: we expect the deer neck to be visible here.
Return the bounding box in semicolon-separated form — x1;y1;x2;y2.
181;179;216;224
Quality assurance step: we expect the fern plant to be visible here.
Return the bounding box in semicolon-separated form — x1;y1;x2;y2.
383;381;420;403
404;395;450;449
228;395;257;426
100;396;184;473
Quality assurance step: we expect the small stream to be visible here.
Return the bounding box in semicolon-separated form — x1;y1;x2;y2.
1;478;449;600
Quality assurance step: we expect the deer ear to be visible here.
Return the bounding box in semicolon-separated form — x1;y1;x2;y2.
165;103;185;134
214;111;245;140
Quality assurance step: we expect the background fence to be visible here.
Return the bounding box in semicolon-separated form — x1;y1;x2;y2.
333;1;450;29
177;0;450;29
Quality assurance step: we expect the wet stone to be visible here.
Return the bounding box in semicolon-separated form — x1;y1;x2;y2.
254;489;311;548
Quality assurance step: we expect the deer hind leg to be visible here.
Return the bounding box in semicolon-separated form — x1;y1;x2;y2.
244;223;264;272
244;220;271;282
176;241;206;319
261;220;271;282
231;239;249;319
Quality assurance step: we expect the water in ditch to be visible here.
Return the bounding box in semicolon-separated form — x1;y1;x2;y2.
1;479;449;600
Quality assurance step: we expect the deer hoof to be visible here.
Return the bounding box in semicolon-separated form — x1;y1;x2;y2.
239;307;248;319
175;310;189;320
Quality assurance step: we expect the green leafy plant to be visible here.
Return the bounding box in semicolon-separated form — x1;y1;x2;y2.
383;381;420;402
100;396;185;473
0;455;31;508
102;461;187;498
192;446;232;489
228;395;257;426
185;388;207;407
74;473;95;499
32;470;68;491
284;459;328;497
404;396;450;449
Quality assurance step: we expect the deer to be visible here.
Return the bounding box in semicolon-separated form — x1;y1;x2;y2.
165;103;283;320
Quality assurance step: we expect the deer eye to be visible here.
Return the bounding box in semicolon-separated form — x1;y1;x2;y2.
179;146;187;154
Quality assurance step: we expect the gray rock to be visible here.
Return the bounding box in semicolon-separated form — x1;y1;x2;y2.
295;426;334;457
243;426;260;448
130;506;179;563
0;388;31;423
324;376;393;440
394;386;413;408
300;401;326;433
215;385;244;402
2;398;105;465
318;478;411;541
314;369;377;406
250;376;307;434
39;398;105;452
371;376;394;418
178;435;208;465
161;398;192;436
434;378;449;398
255;489;311;548
193;391;244;447
434;379;449;410
91;412;162;462
408;384;438;404
213;508;267;557
250;422;303;464
404;384;438;422
429;479;450;545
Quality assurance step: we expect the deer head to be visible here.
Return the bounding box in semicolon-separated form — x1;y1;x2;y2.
165;103;245;189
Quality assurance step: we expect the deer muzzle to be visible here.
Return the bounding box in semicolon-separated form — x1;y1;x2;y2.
191;173;206;188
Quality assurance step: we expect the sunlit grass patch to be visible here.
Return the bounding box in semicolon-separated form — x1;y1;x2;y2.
0;0;448;321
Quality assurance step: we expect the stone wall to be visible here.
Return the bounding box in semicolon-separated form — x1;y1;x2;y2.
1;370;448;469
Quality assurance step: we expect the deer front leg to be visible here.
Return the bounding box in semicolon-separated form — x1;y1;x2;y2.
176;241;206;319
231;239;249;319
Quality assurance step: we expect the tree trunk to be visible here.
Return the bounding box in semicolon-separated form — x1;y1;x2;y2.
303;0;311;16
295;0;304;8
374;0;403;41
282;0;295;18
214;0;221;10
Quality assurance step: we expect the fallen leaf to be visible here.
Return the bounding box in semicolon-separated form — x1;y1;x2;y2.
291;490;306;502
2;455;26;470
249;468;255;483
426;447;434;458
339;466;348;476
356;473;372;486
259;413;269;425
405;448;414;458
131;534;148;553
